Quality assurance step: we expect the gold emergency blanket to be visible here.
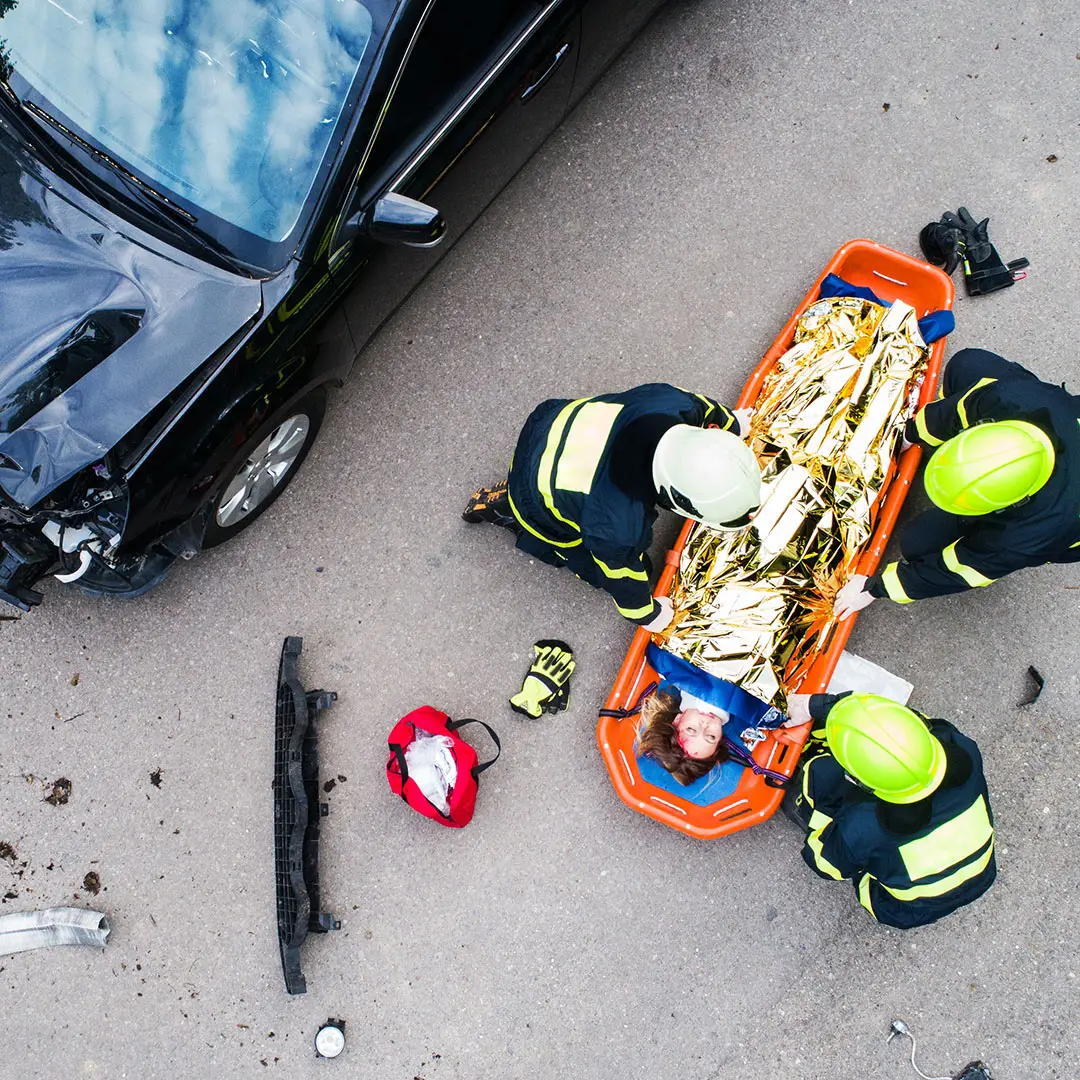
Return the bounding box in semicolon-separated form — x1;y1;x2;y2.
657;295;930;708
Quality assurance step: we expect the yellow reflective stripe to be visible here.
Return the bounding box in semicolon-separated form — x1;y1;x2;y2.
857;873;875;917
615;598;656;620
942;541;995;588
806;830;844;880
506;488;582;549
801;754;832;818
883;842;994;902
592;555;647;581
536;399;587;533
899;796;993;880
913;408;943;447
693;393;732;428
881;562;914;603
554;402;623;494
955;377;996;428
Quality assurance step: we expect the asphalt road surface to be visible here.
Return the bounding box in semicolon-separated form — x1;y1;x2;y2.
2;1;1078;1078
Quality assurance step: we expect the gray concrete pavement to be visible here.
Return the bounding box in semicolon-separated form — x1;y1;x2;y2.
2;0;1078;1077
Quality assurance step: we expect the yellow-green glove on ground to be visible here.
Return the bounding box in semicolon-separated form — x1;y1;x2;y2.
509;640;575;718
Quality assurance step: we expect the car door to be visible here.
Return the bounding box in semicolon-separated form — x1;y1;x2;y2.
331;0;581;352
571;0;665;107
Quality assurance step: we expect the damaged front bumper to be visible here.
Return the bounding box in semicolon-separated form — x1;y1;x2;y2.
0;476;204;610
274;636;340;995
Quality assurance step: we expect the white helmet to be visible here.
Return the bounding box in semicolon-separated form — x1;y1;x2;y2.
652;425;762;531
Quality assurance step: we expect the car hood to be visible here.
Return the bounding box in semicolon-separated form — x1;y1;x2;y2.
0;134;262;508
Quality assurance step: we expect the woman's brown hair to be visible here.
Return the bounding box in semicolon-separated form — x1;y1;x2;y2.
637;688;728;786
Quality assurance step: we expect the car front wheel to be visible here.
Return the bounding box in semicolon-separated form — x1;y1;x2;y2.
202;388;327;549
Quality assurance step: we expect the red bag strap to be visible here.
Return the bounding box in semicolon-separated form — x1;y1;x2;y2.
445;718;501;777
388;741;411;802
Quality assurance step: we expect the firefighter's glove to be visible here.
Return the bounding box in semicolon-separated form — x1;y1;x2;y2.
833;574;875;620
640;595;674;633
510;640;576;718
732;407;754;438
918;211;968;275
954;207;1029;296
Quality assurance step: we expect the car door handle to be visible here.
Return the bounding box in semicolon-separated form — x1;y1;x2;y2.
520;42;571;103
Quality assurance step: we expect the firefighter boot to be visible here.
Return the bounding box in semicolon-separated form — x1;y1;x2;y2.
462;480;520;532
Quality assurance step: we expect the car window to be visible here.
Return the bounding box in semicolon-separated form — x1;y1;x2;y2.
363;0;538;186
0;0;375;247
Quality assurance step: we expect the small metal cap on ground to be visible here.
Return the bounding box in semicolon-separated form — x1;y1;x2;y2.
315;1019;345;1059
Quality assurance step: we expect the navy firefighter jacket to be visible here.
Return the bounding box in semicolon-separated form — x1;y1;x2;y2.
506;383;737;624
800;701;996;930
869;349;1080;602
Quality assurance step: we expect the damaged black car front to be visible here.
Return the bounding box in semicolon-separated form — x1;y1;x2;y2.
0;0;384;610
0;144;267;607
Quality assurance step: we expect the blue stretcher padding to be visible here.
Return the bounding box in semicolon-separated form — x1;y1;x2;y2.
635;750;744;805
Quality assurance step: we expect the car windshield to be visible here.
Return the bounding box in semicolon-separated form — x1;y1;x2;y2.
0;0;373;248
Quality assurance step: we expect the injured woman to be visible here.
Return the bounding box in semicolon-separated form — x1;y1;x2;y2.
637;687;730;785
622;643;792;796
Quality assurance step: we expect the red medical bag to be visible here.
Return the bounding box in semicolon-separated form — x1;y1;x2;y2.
386;706;500;828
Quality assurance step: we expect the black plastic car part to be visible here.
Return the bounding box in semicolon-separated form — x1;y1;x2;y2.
274;636;340;995
0;530;57;610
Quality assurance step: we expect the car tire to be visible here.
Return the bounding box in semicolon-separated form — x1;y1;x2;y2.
202;387;327;549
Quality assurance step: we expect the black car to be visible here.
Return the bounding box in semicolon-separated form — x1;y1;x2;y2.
0;0;661;610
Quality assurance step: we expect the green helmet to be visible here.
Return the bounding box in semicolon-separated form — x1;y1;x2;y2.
825;694;947;804
924;420;1055;515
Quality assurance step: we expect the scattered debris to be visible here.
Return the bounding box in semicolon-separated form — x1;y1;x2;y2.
882;102;890;111
0;907;111;956
1017;665;1044;708
150;769;163;788
70;673;80;686
887;1019;991;1080
321;775;348;794
82;872;101;896
1046;154;1058;163
44;778;72;806
62;712;86;723
0;842;15;861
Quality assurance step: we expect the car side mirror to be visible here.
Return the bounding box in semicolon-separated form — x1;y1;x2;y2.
340;193;446;250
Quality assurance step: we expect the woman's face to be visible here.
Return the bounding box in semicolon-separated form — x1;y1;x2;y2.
674;708;724;760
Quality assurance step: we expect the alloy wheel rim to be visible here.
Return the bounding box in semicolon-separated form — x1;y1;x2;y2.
215;414;310;528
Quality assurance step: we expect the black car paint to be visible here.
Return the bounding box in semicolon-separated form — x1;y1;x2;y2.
0;0;663;609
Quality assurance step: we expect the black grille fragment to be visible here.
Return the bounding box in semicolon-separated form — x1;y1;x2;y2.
274;636;339;995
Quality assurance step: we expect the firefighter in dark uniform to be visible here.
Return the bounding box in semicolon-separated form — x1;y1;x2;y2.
463;384;762;631
834;348;1080;618
783;692;996;930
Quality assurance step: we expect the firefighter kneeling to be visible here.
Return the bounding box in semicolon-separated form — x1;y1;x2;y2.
783;693;996;929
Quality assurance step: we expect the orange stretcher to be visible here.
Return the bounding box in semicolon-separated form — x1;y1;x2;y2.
596;239;955;839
